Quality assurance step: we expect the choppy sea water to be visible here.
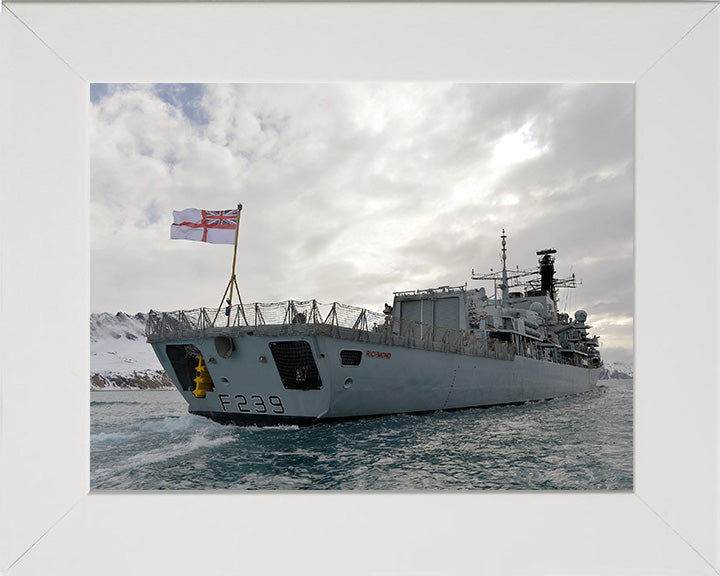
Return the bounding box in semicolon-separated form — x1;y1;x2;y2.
91;379;632;490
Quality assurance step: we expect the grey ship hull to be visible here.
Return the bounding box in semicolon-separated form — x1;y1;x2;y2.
151;330;599;426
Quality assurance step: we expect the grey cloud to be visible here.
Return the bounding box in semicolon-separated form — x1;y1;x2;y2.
91;83;634;364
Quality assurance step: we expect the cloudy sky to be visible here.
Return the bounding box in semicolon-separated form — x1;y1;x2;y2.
90;83;633;365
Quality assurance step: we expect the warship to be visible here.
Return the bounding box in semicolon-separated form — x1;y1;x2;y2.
147;222;602;426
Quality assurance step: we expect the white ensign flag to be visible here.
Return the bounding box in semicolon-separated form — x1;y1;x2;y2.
171;208;239;245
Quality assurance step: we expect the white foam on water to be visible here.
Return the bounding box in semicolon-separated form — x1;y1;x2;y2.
137;413;217;435
91;430;135;443
92;414;220;443
244;424;301;432
93;422;236;487
126;433;235;467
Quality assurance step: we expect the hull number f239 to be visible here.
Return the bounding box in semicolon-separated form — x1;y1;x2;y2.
366;350;391;359
217;393;285;414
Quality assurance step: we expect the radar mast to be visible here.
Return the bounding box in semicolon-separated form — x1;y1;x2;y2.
536;248;557;301
471;233;579;304
500;229;509;306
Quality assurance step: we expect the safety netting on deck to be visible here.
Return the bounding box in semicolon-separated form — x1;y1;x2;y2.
146;300;515;361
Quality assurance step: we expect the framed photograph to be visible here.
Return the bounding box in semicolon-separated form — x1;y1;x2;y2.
1;3;718;575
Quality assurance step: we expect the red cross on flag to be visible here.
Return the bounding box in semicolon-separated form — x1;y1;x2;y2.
171;208;239;245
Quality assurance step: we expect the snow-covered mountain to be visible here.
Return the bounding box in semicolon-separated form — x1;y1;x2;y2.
90;312;172;390
599;360;633;380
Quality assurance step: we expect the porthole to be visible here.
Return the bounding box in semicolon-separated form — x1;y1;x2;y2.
214;335;235;359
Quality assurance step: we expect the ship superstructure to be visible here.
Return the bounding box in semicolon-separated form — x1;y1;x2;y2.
147;230;601;426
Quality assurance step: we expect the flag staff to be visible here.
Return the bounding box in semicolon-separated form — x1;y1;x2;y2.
213;203;248;327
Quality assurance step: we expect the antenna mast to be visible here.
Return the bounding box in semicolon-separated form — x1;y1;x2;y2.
500;229;509;306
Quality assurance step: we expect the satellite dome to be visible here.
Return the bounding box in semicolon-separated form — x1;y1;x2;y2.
529;302;545;317
575;310;587;323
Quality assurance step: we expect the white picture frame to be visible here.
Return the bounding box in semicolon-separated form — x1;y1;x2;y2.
1;3;718;575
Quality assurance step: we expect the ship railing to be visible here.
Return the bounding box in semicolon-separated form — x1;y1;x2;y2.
146;300;385;341
146;300;515;361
